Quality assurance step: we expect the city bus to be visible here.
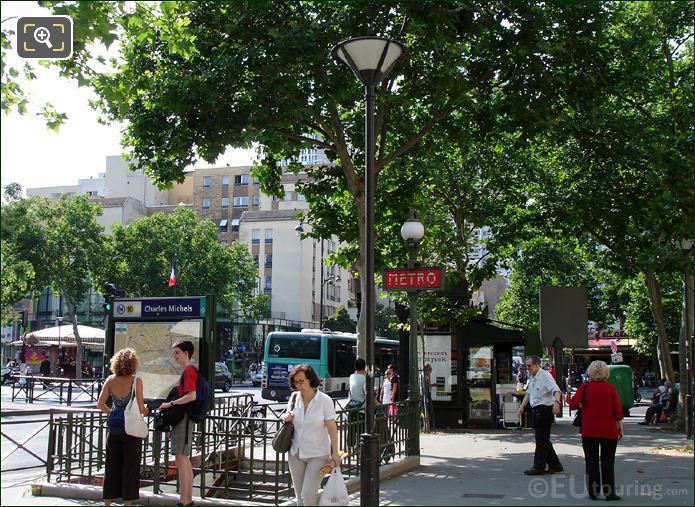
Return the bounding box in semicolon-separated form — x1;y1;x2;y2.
261;329;399;401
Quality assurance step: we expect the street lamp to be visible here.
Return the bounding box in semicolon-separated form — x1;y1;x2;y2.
320;272;342;329
401;210;425;452
331;36;407;507
679;238;693;439
56;315;63;348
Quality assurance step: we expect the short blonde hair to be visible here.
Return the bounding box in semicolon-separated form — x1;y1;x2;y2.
586;360;609;381
110;348;138;376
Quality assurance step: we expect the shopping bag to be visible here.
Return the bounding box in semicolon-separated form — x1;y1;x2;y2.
318;467;348;506
124;376;149;438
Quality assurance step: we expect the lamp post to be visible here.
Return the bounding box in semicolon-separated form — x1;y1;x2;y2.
679;238;693;439
401;210;425;454
56;315;63;348
331;36;407;507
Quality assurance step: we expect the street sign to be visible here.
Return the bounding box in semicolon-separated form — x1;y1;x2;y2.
113;297;207;319
611;352;623;363
383;268;444;290
236;343;246;353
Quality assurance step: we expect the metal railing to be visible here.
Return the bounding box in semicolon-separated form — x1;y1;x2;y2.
44;396;415;503
9;375;104;405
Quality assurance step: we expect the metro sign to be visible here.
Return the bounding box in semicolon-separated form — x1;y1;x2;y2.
383;268;444;290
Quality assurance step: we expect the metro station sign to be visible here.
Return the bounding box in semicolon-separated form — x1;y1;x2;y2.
383;268;444;290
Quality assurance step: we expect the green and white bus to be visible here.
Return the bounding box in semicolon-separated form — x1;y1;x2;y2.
261;329;399;401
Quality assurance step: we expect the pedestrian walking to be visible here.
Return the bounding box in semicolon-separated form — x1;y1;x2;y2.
97;348;149;506
516;355;564;475
570;360;624;500
158;341;199;507
281;364;341;506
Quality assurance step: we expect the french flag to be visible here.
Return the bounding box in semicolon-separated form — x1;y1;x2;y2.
168;259;177;288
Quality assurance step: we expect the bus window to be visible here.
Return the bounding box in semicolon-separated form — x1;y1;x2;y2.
328;339;354;377
376;343;399;373
268;335;321;360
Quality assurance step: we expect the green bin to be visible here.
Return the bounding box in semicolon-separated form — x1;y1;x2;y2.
607;364;634;415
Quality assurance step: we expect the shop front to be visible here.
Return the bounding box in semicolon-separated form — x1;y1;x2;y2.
422;318;542;429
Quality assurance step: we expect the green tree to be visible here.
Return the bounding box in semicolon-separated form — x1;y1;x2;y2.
519;1;694;382
47;0;606;358
374;303;398;341
103;207;264;318
495;237;606;330
323;306;356;334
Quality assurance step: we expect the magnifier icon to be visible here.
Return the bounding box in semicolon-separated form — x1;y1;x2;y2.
34;26;52;48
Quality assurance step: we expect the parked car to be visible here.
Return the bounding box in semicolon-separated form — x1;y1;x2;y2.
215;362;233;392
251;366;264;387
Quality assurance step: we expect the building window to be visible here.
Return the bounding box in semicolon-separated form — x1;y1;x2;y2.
253;177;260;185
221;197;229;208
265;254;272;268
252;229;260;244
202;198;210;209
284;191;293;201
222;175;229;186
220;240;228;248
219;219;228;232
253;195;260;207
253;254;259;267
203;176;211;188
235;174;249;186
234;196;248;207
264;275;272;291
265;229;273;244
297;193;305;201
231;218;240;232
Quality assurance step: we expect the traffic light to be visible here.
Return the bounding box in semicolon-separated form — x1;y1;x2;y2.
103;301;111;313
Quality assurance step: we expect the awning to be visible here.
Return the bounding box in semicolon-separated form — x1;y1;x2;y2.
219;219;228;227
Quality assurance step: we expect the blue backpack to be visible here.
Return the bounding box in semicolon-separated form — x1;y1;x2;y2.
179;365;210;423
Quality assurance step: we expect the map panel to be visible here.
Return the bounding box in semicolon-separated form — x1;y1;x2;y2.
114;320;202;399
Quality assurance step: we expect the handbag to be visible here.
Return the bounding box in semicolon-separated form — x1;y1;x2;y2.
125;376;149;438
318;467;349;506
573;382;587;428
345;399;363;410
272;392;297;453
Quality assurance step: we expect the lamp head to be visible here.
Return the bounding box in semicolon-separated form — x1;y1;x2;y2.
680;238;694;252
331;36;407;87
401;211;425;244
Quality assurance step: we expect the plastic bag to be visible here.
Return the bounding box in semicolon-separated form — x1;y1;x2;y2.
318;467;348;506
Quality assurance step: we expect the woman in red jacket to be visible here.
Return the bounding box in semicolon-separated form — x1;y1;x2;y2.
570;360;624;501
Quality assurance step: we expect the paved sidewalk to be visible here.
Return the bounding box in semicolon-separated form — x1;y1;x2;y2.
2;404;692;506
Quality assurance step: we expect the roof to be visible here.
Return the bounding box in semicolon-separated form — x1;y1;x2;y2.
240;209;302;222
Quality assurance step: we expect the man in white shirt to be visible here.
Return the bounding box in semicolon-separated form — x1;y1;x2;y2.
516;355;563;475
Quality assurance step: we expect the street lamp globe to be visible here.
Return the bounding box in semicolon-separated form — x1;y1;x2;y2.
679;238;693;252
331;37;407;87
401;216;425;244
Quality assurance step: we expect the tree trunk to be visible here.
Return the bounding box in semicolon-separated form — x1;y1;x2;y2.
65;298;83;380
643;268;675;384
676;265;694;431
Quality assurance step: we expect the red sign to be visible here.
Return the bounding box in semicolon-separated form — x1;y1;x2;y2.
383;268;444;290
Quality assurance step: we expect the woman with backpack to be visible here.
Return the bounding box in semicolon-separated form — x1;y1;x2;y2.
159;340;199;507
97;348;149;506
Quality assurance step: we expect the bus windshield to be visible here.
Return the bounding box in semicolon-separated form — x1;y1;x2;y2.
268;334;321;360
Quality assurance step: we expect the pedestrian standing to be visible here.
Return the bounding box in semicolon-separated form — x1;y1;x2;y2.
516;355;564;475
281;364;341;506
97;348;149;506
570;360;623;500
380;364;399;416
158;341;199;507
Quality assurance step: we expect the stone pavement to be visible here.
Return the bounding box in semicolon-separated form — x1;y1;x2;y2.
2;401;692;506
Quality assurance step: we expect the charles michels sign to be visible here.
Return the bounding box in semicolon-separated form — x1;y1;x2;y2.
383;268;444;290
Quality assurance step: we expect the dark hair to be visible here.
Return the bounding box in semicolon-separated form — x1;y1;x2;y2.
526;355;541;366
173;340;194;359
288;364;320;389
354;358;366;371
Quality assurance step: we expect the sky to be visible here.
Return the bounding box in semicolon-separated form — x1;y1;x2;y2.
0;1;255;195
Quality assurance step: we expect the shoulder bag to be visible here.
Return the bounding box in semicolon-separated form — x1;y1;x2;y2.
573;382;588;428
272;392;298;453
125;376;149;438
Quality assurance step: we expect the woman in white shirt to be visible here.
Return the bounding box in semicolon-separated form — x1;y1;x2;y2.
380;364;399;416
281;364;341;506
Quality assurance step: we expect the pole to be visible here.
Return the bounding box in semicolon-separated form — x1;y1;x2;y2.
319;240;325;328
684;256;693;439
360;82;379;507
407;290;420;454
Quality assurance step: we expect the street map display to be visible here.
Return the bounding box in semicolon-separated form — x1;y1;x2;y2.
114;320;202;399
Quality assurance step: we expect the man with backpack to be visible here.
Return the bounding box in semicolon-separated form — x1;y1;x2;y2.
159;340;209;507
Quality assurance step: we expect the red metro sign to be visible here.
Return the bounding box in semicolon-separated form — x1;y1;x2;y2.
383;268;444;290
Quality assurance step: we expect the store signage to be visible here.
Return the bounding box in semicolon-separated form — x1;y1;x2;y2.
113;297;206;319
383;268;444;290
611;352;623;363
